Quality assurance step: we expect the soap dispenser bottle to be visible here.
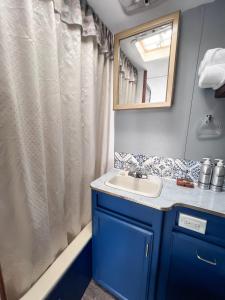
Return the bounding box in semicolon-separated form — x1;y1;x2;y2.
210;159;225;192
198;158;212;190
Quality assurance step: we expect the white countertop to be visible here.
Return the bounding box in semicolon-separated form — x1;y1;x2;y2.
91;169;225;217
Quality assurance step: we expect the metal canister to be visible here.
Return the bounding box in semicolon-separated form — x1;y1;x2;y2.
198;158;213;190
210;159;225;192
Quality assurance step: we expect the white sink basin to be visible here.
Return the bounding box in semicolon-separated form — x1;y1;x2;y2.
105;174;163;198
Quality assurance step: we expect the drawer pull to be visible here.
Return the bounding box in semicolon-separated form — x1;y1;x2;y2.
145;243;149;258
196;251;217;266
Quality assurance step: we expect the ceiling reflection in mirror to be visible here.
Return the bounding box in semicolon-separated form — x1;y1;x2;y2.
119;23;172;105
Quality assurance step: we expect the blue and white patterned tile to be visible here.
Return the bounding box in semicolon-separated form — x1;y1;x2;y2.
114;152;200;182
143;156;175;178
173;159;200;182
132;154;148;166
190;163;201;182
173;159;188;179
114;152;138;170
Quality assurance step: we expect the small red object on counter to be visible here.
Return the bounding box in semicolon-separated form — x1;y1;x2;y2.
176;178;194;188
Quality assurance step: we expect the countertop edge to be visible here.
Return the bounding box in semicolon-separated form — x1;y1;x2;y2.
90;171;225;218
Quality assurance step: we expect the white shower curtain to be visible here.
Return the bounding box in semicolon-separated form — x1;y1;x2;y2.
0;1;114;299
119;51;137;104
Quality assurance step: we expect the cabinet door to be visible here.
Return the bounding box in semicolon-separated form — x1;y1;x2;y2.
93;211;153;300
166;232;225;300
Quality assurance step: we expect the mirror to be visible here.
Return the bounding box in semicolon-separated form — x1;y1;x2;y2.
114;11;180;110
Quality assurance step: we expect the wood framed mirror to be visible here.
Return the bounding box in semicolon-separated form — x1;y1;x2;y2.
113;11;180;110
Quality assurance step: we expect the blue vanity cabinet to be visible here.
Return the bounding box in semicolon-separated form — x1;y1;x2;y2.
157;207;225;300
166;232;225;300
92;190;164;300
93;211;152;300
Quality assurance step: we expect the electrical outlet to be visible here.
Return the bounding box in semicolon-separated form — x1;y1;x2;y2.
178;213;207;234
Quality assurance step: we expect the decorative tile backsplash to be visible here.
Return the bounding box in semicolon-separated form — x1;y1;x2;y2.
114;152;201;183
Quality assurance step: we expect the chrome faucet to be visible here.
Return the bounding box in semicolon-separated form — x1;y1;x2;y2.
128;166;148;179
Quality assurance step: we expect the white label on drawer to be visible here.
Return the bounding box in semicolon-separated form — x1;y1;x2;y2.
178;213;207;234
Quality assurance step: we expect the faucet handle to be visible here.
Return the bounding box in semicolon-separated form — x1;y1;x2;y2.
136;166;148;179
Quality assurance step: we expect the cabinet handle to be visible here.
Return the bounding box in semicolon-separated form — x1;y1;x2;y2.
196;251;217;266
145;243;149;258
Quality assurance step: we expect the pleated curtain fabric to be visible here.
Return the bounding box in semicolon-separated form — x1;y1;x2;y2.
119;51;137;104
0;0;114;299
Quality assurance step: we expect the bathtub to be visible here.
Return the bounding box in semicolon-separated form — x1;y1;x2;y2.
20;222;92;300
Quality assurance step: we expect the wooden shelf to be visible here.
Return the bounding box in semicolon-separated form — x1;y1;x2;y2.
215;83;225;98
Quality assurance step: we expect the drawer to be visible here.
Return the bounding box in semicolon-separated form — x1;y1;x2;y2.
167;232;225;300
174;207;225;247
92;190;163;229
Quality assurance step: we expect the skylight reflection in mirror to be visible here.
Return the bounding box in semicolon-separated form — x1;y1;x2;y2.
135;23;172;62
